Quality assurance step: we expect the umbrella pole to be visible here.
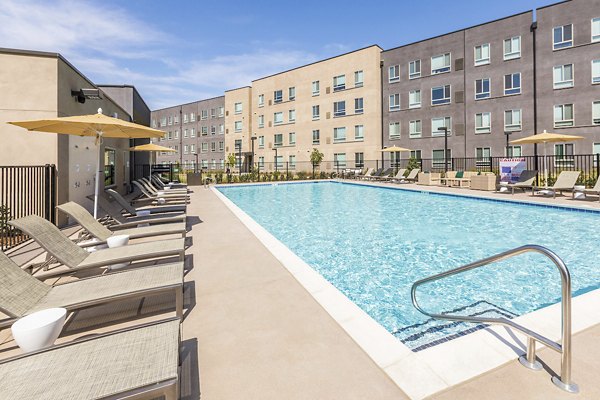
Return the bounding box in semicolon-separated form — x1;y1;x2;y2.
544;142;548;188
93;133;102;219
149;151;152;178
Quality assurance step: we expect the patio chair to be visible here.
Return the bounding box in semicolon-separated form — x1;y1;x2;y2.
0;251;183;328
395;169;420;183
575;176;600;202
370;168;393;181
57;202;187;243
153;173;187;189
501;170;538;194
106;189;187;215
384;169;407;182
141;177;188;195
366;168;384;180
531;171;581;198
0;318;180;399
95;194;186;226
132;181;189;201
8;215;185;273
357;168;374;180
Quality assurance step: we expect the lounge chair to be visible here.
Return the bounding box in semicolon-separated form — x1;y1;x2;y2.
57;202;187;243
132;181;189;201
366;168;384;180
140;177;188;195
357;168;374;180
106;189;187;215
0;251;183;328
370;168;393;181
0;318;180;399
153;173;187;189
8;215;185;274
500;170;538;194
574;176;600;202
385;169;407;182
531;171;581;198
95;194;186;226
395;169;420;183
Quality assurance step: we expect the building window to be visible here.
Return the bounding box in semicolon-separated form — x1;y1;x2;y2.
355;98;364;114
151;119;157;128
593;60;600;84
389;65;400;82
168;116;173;125
593;18;600;42
312;80;320;96
432;149;451;169
289;109;296;122
475;112;491;134
211;108;216;118
312;105;320;120
334;153;346;167
233;102;242;115
312;129;320;145
258;157;265;168
475;78;491;99
334;101;346;117
333;75;346;91
274;112;283;125
274;156;283;168
355;152;364;168
389;94;400;111
432;85;451;105
190;128;196;138
476;148;491;168
219;124;224;134
218;106;224;117
174;130;179;139
504;73;521;95
211;142;216;152
258;115;265;128
506;145;522;157
553;24;573;50
594;101;600;125
274;134;283;147
274;90;283;103
184;145;189;154
474;43;490;66
333;127;346;142
234;121;242;132
201;143;208;153
504;109;522;131
218;141;224;152
389;122;401;139
504;36;521;60
431;117;451;136
410;150;422;160
258;94;264;107
201;160;208;168
190;144;196;154
190;112;195;122
183;129;188;138
354;70;364;87
167;131;172;140
160;117;166;127
409;60;421;79
211;125;216;135
554;143;574;167
409;90;421;108
258;136;265;148
354;125;364;141
431;53;451;74
201;110;208;120
554;104;574;127
288;132;296;145
553;64;574;89
183;113;188;123
409;120;422;138
201;126;208;136
289;87;296;101
288;155;296;169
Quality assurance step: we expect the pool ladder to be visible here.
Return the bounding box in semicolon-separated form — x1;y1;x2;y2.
411;244;579;393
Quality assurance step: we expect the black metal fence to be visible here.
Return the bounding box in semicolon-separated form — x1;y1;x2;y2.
104;165;115;186
0;165;57;251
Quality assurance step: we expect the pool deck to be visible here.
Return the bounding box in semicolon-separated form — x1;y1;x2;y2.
1;180;600;399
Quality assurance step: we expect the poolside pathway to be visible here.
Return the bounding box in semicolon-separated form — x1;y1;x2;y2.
184;186;409;399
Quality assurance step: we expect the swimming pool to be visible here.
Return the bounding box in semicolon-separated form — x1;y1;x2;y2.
217;181;600;350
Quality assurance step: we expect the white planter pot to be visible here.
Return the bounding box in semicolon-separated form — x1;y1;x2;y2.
12;308;67;352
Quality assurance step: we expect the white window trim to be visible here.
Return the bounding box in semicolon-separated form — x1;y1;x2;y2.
409;120;422;138
593;101;600;125
475;78;491;100
409;60;421;79
474;43;490;66
389;65;400;83
504;36;521;60
554;104;575;128
475;112;492;134
504;109;522;131
409;90;421;109
431;117;452;136
553;24;574;50
504;73;521;96
431;53;451;75
431;85;451;106
592;60;600;84
593;17;600;42
389;94;400;111
553;64;574;89
389;122;401;139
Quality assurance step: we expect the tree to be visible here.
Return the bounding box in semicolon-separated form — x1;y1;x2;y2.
406;157;420;172
226;153;237;168
310;148;324;179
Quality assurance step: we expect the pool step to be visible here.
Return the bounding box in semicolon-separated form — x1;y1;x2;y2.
393;300;518;352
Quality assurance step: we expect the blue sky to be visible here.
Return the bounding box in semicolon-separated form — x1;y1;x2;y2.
0;0;554;109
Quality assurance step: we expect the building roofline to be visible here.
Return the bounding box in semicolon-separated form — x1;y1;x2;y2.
383;9;534;53
0;47;131;119
251;44;383;83
97;84;151;113
224;86;251;93
536;0;570;12
150;95;225;113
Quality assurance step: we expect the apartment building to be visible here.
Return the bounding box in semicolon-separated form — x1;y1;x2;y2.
535;0;600;158
151;96;225;170
382;11;535;165
223;87;252;170
245;45;383;171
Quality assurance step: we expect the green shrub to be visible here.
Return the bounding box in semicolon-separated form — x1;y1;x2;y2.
0;205;10;234
297;171;308;180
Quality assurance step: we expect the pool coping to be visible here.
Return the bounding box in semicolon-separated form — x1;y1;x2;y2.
211;181;600;400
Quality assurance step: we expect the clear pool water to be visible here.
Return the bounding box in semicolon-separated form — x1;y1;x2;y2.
217;182;600;350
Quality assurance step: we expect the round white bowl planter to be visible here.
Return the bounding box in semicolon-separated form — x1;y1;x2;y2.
573;185;586;199
106;234;130;270
136;210;151;227
157;198;166;204
11;308;67;352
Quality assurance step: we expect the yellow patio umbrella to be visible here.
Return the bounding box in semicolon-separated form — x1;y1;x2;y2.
381;146;411;168
8;108;164;218
510;130;584;185
129;143;176;178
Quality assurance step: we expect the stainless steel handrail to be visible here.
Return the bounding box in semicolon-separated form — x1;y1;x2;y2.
411;244;578;393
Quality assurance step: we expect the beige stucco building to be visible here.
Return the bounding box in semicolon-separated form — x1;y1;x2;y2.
224;45;383;172
0;48;144;224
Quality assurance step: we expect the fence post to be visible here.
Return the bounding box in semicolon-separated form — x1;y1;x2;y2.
286;162;289;180
596;154;600;180
169;163;174;182
336;161;340;175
